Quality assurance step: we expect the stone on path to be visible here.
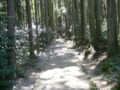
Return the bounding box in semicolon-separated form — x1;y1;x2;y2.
33;39;90;90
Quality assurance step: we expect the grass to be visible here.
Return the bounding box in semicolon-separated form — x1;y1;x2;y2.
90;80;98;90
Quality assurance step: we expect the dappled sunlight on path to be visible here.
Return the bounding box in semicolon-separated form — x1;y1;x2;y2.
33;39;89;90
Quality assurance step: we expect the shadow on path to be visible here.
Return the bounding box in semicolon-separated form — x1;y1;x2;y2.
33;39;90;90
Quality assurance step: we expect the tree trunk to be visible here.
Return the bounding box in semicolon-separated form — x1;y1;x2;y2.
7;0;15;66
48;0;54;30
74;0;79;25
7;0;15;89
81;0;86;42
107;0;119;57
16;0;22;22
26;0;35;59
58;0;62;28
95;0;102;38
44;0;49;44
34;0;39;53
89;0;98;48
118;0;120;36
40;0;44;30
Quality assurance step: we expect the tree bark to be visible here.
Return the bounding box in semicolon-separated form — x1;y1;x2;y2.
89;0;98;47
95;0;102;38
107;0;119;57
34;0;39;53
118;0;120;35
7;0;15;66
44;0;50;44
15;0;22;22
7;0;15;89
48;0;54;31
26;0;35;59
81;0;86;42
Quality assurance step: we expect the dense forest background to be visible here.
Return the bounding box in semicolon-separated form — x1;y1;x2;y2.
1;0;120;90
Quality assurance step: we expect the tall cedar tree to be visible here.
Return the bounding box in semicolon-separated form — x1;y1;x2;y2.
26;0;35;59
107;0;119;56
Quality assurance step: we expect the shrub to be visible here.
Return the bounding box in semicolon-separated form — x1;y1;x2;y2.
0;29;16;90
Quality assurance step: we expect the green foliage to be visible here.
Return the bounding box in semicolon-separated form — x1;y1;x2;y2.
0;80;15;90
102;58;120;73
111;83;120;90
15;19;22;28
97;36;107;43
40;31;49;45
74;25;81;40
72;25;85;46
0;29;16;90
115;74;120;83
0;14;7;23
16;28;29;64
90;81;98;90
15;67;26;78
39;31;54;50
0;3;7;25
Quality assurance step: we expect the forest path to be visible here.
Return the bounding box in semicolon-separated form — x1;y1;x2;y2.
33;38;90;90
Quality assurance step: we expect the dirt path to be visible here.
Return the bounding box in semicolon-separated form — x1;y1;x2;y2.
14;38;90;90
32;39;90;90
